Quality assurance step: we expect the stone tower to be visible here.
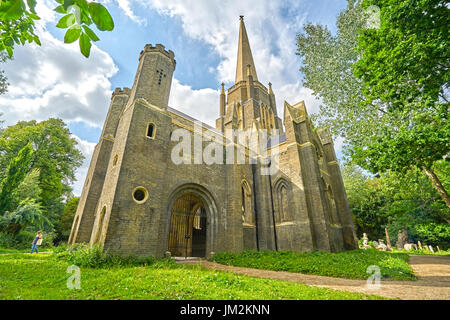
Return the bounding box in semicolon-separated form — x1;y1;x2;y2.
69;17;357;257
216;16;283;134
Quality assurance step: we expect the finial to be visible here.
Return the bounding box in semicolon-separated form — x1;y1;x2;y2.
239;15;244;21
221;82;225;93
247;64;252;76
268;82;273;94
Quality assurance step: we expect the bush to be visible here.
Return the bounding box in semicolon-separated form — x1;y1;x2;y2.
211;249;416;280
53;243;176;269
0;230;55;250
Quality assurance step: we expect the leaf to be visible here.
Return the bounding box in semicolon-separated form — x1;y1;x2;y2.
6;46;13;58
0;0;26;20
26;0;36;14
79;32;91;58
53;5;67;14
56;13;76;28
64;25;81;43
88;2;114;31
82;25;99;41
33;35;41;46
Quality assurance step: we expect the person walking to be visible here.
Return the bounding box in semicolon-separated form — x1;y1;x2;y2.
31;231;42;254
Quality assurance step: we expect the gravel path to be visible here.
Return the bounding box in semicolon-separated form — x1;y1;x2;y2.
181;255;450;300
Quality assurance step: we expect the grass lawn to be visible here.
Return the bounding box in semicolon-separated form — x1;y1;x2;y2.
211;249;416;280
0;253;387;300
0;248;33;254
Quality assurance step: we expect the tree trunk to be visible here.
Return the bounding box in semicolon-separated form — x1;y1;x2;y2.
385;228;392;251
422;166;450;223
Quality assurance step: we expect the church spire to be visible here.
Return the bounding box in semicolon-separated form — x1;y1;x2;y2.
235;16;258;83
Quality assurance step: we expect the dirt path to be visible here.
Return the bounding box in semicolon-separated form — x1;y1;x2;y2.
181;255;450;300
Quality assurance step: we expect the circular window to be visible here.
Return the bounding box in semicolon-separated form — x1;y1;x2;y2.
132;187;148;204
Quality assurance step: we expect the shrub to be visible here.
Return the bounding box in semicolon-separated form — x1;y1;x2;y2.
211;249;416;280
53;243;176;269
0;230;55;249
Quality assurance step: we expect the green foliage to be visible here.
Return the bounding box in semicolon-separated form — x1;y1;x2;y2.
0;230;54;249
0;142;34;213
0;0;114;58
355;0;449;111
415;223;450;249
55;196;78;242
0;0;40;58
211;249;416;280
0;198;50;235
54;243;176;269
0;118;84;227
0;253;386;300
296;0;449;208
343;162;450;247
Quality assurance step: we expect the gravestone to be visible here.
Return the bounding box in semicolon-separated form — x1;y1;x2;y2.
418;241;423;250
362;233;371;249
377;240;387;251
397;229;408;250
429;246;434;253
404;243;417;251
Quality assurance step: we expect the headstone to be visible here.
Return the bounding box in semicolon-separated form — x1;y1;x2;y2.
362;233;371;249
397;229;408;250
377;239;387;251
165;251;171;258
424;244;429;251
437;246;441;252
418;241;423;250
404;243;415;251
372;240;379;248
429;246;434;253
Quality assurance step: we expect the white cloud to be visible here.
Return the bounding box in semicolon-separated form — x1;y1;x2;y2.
0;2;117;196
0;30;117;128
169;79;219;125
139;0;319;119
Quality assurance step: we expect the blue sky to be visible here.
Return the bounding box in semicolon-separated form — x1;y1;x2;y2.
0;0;348;195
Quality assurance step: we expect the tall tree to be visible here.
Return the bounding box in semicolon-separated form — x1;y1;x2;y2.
296;0;450;210
0;118;84;223
354;0;450;207
343;162;449;247
0;142;33;213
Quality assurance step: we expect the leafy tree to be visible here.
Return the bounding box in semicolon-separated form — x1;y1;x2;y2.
343;162;450;247
55;196;79;242
296;0;450;211
0;197;50;235
0;141;34;213
0;118;84;224
0;0;114;58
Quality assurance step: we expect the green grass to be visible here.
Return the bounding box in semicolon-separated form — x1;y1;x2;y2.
0;248;33;254
398;249;450;256
211;249;416;280
0;253;387;300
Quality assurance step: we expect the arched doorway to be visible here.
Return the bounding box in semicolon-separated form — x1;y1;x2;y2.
167;193;207;257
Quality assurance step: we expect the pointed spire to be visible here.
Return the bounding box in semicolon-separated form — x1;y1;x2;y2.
235;16;258;83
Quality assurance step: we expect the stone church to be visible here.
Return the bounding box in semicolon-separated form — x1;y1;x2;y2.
69;17;358;258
